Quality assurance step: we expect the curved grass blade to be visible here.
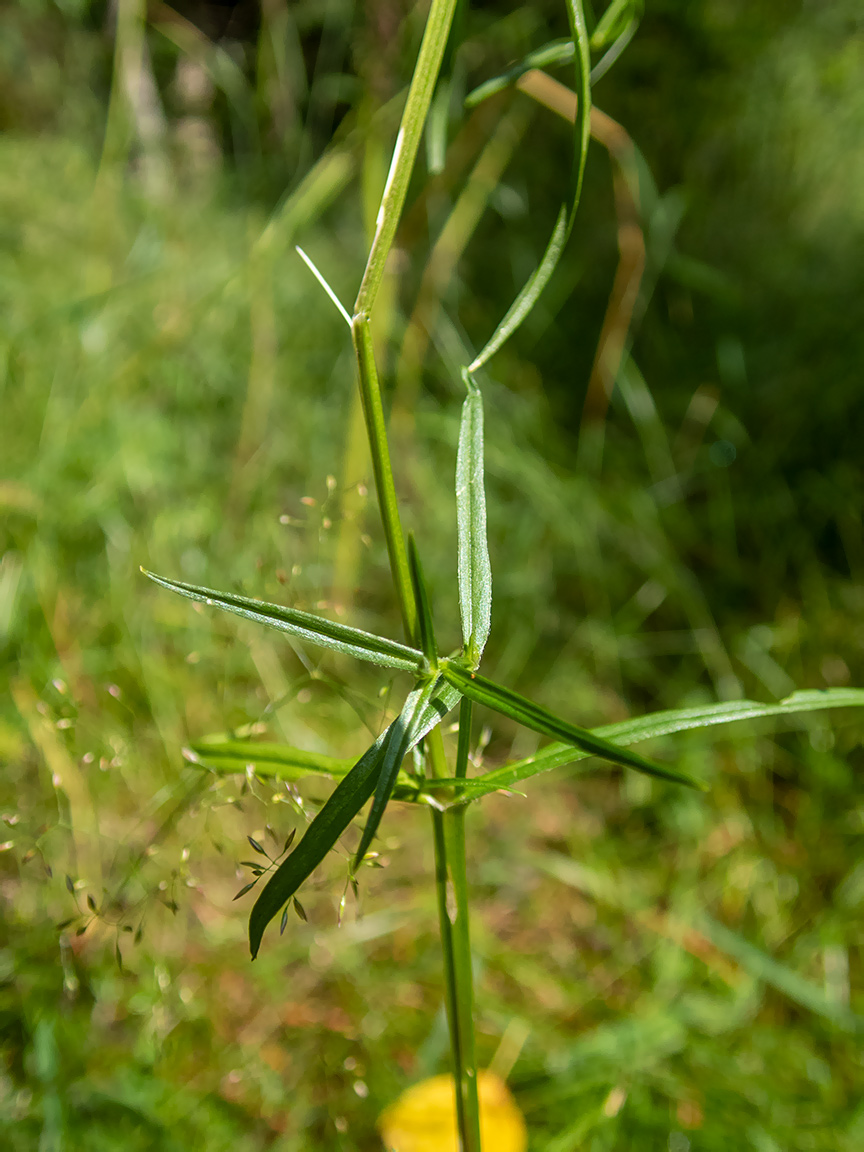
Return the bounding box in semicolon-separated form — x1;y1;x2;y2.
469;0;591;372
408;536;438;666
590;0;642;51
141;568;425;673
464;39;575;109
456;370;491;662
444;687;864;797
441;663;703;789
354;678;441;867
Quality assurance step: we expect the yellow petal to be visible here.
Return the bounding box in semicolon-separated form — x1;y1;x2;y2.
379;1070;527;1152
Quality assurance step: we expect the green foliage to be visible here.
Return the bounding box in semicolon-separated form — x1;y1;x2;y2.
2;1;864;1149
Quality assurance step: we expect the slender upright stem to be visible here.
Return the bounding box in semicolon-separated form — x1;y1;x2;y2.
355;0;459;316
348;2;482;1146
351;315;416;642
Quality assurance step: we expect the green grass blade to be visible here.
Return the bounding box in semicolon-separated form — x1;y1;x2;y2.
469;0;591;372
354;678;440;866
248;731;389;957
455;371;491;661
441;663;703;788
696;915;864;1033
354;0;459;315
468;206;567;373
535;849;864;1034
189;740;353;781
591;0;643;49
408;535;438;666
464;39;575;109
446;687;864;796
141;568;425;673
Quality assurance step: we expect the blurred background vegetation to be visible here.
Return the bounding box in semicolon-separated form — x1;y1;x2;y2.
1;0;863;1148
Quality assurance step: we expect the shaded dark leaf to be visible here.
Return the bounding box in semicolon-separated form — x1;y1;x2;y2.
248;836;267;856
280;906;289;936
248;730;390;957
293;897;307;922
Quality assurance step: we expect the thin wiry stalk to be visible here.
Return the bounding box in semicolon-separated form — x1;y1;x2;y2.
348;2;482;1145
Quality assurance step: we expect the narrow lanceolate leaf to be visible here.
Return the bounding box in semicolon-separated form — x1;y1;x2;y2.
441;663;703;789
354;679;441;867
248;679;462;956
455;372;491;661
469;0;591;372
141;569;425;673
249;730;389;957
445;687;864;797
189;740;354;782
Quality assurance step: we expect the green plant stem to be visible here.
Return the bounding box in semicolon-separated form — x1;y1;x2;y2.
355;0;459;315
349;3;482;1144
351;315;416;642
445;697;482;1150
352;194;483;1152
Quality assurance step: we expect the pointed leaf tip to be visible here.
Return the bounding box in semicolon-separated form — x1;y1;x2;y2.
143;569;425;672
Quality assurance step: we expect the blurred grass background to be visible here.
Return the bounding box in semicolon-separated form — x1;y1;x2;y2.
1;1;863;1148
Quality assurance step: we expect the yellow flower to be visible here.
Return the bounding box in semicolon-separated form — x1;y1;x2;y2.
379;1070;527;1152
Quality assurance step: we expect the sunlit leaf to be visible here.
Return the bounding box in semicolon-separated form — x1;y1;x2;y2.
455;371;491;661
142;568;426;673
441;663;703;789
354;678;441;867
190;739;353;781
445;687;864;797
